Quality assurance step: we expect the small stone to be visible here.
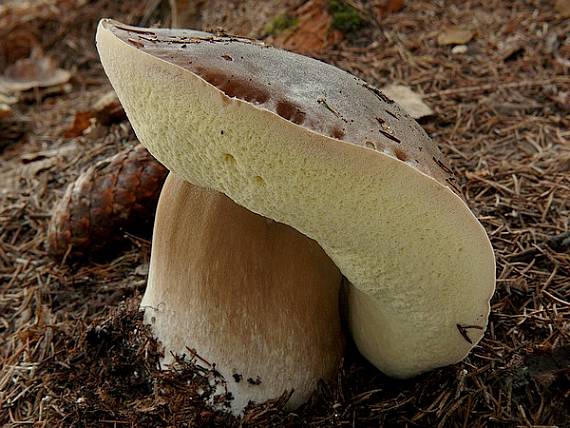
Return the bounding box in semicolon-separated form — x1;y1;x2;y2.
451;45;468;54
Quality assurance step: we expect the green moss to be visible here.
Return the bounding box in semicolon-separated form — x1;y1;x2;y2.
328;0;365;34
264;14;298;36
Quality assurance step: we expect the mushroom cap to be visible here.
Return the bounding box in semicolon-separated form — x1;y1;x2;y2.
96;19;496;378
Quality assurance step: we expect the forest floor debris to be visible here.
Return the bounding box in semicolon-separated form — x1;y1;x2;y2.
1;0;568;426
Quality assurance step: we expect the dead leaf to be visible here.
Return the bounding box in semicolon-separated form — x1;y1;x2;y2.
554;0;570;18
272;0;343;55
503;47;526;62
64;111;94;138
0;54;71;93
500;41;525;62
63;91;125;138
16;144;77;178
20;157;59;178
381;84;433;119
437;27;475;46
93;90;126;125
373;0;405;19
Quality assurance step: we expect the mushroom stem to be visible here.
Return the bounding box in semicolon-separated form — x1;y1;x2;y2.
141;173;344;413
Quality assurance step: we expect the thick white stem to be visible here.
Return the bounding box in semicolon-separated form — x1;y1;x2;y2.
142;174;344;413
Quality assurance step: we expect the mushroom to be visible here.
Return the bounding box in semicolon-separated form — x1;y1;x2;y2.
96;19;496;411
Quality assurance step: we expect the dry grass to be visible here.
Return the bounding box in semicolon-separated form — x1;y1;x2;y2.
1;0;568;426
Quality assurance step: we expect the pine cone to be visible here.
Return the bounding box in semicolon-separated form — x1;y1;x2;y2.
47;144;168;261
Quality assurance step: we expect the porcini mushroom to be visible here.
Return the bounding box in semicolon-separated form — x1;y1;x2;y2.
96;19;496;411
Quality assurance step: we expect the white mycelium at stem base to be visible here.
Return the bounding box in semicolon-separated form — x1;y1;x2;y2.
142;174;343;412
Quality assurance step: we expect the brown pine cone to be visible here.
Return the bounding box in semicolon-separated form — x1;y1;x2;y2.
47;144;168;261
